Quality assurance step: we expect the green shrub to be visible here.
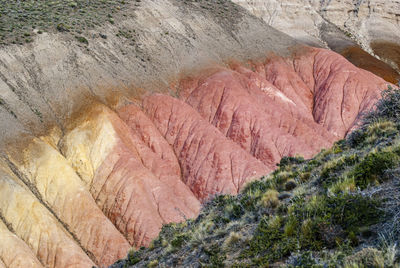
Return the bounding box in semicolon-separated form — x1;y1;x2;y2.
243;215;297;264
285;179;297;191
365;120;397;142
285;193;381;250
278;155;305;168
318;142;346;159
283;216;298;236
319;154;359;188
274;170;296;185
56;23;69;32
75;35;88;45
364;86;400;124
350;149;398;188
147;259;159;268
328;175;356;194
322;194;381;232
127;249;142;265
241;179;269;196
171;234;189;248
204;243;226;267
348;119;398;147
298;171;311;182
291;251;318;267
347;128;367;148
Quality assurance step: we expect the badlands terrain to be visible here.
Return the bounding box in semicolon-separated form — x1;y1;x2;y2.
0;0;398;267
234;0;400;83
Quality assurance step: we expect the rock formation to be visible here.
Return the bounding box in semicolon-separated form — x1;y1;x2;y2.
0;217;43;268
233;0;400;83
233;0;400;52
0;0;395;267
0;45;391;266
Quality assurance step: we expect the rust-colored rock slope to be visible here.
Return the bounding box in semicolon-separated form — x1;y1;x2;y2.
0;48;390;267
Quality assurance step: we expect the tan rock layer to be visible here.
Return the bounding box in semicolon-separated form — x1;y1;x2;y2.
5;138;130;266
0;166;94;268
0;220;43;268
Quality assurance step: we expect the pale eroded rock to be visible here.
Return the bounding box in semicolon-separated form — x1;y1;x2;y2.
6;138;130;266
0;220;43;268
61;104;200;246
0;165;95;268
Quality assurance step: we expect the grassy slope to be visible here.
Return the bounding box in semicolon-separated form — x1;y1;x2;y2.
112;87;400;268
0;0;129;46
0;0;247;47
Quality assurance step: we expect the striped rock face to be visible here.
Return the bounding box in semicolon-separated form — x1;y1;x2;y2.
232;0;400;51
0;48;391;267
232;0;400;84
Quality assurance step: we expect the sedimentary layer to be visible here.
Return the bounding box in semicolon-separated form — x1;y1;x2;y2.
233;0;400;83
0;1;396;267
0;46;391;267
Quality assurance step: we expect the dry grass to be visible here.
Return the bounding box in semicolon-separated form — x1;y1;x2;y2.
260;189;279;208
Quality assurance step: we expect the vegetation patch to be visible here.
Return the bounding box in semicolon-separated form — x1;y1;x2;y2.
75;35;88;45
350;149;399;188
243;193;381;265
0;0;128;45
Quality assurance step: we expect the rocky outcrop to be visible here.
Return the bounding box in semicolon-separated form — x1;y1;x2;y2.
184;47;388;167
0;1;394;267
143;95;269;201
232;0;324;46
1;46;390;267
233;0;400;83
319;0;400;48
180;65;334;169
233;0;400;51
60;104;201;247
318;0;400;74
0;0;295;265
